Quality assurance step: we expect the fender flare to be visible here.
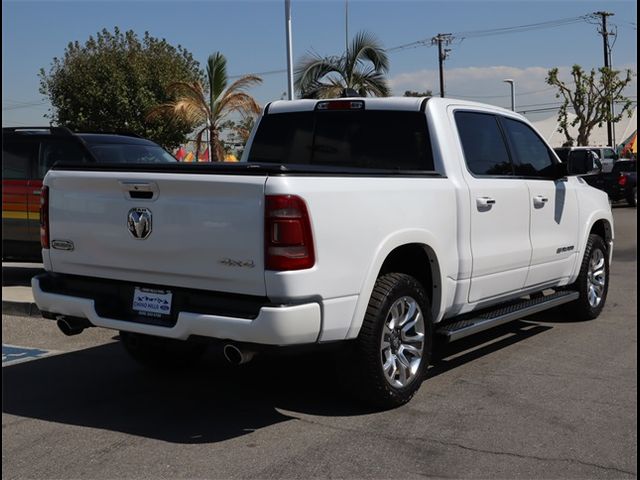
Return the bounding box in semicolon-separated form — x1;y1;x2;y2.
570;211;614;281
345;229;450;339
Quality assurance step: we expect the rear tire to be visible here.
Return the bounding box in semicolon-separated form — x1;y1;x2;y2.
564;234;609;320
120;331;206;369
627;187;637;207
341;273;432;409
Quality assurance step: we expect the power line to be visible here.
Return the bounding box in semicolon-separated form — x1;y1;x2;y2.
229;14;594;80
455;15;590;39
2;101;47;111
449;87;557;99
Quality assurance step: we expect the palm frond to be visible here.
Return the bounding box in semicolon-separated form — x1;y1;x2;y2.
348;30;389;74
207;52;228;103
351;68;391;97
294;53;342;95
215;92;261;125
225;75;262;95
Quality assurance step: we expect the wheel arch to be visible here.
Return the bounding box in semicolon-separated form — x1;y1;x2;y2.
345;230;450;339
570;214;614;282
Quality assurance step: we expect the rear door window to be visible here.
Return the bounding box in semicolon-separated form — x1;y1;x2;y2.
248;110;434;170
454;111;513;176
2;140;37;180
38;139;90;179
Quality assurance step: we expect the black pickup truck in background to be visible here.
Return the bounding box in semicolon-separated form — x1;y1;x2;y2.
584;159;637;207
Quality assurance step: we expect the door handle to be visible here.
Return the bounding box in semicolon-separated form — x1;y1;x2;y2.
533;195;549;207
32;189;42;195
476;196;496;208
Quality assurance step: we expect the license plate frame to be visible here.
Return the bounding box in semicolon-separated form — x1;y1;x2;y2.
132;287;173;319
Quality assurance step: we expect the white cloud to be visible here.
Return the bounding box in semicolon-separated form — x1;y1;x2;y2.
389;64;637;114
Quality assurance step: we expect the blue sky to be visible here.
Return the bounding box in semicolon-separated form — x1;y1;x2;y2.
2;0;637;127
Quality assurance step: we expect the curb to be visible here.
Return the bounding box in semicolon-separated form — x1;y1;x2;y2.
2;301;41;317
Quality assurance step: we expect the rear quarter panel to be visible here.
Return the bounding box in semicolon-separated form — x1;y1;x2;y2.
264;175;458;340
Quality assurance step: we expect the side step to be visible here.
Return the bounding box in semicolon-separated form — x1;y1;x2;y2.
436;290;579;342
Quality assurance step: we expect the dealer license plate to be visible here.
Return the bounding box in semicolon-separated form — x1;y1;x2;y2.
132;287;172;318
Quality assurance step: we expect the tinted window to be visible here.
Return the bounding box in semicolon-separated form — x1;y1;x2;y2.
502;118;557;178
454;111;512;176
613;161;636;174
38;139;90;179
2;140;37;180
248;110;434;170
553;148;570;162
87;144;176;163
602;149;617;160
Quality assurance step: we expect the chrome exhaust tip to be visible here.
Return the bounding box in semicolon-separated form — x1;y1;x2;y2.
56;316;90;336
223;344;255;365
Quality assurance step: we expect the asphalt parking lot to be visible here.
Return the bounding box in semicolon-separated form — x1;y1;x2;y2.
2;206;636;479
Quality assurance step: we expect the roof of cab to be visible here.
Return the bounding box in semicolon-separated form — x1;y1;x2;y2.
264;96;525;120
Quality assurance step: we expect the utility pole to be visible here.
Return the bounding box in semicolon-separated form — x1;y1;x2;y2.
432;33;453;98
285;0;295;100
594;11;615;146
345;0;349;56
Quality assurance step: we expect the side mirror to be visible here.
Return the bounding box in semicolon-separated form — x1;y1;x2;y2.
566;150;602;176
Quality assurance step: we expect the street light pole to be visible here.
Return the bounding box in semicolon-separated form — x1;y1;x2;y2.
503;79;515;111
285;0;295;100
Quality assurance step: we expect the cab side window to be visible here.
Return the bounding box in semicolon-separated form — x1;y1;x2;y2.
501;118;557;178
38;139;89;179
2;140;36;180
455;111;513;176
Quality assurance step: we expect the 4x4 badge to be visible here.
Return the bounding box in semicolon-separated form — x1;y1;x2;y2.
127;208;152;240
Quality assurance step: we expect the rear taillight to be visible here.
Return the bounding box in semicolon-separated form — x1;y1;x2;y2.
265;195;315;271
40;186;50;249
618;174;628;186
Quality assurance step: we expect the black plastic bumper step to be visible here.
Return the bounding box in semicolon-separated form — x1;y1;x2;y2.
436;290;579;342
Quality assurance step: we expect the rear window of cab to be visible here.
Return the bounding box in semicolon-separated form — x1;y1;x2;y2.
247;110;434;171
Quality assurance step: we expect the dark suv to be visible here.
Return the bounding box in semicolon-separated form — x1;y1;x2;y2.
2;127;176;261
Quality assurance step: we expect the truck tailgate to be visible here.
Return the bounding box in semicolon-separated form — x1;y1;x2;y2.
45;170;267;296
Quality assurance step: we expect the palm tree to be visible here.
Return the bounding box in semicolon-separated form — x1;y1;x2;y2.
295;31;390;99
147;52;262;161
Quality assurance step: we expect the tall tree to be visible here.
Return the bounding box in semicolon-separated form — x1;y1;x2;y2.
220;115;256;158
39;27;201;150
147;52;261;161
546;65;635;146
295;31;390;99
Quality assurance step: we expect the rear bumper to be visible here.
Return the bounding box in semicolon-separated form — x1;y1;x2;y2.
32;274;321;346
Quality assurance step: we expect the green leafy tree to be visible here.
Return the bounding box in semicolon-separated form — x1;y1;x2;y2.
295;31;390;99
546;65;635;146
403;90;432;97
39;27;202;150
220;115;256;158
147;52;261;161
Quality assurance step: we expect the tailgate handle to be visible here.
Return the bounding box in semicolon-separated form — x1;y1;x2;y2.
129;190;154;199
119;181;158;201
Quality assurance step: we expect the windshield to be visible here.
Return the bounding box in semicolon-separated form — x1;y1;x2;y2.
87;144;177;163
247;110;434;170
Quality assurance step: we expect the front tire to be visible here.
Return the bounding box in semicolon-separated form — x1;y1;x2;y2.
564;234;609;320
342;273;432;409
120;331;207;369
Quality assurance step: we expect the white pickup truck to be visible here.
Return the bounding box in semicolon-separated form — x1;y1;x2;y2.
33;97;613;408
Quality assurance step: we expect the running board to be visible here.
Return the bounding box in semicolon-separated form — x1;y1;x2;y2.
436;291;579;342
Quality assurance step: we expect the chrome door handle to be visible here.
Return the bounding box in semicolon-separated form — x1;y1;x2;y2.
32;189;42;195
533;195;549;207
476;196;496;208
